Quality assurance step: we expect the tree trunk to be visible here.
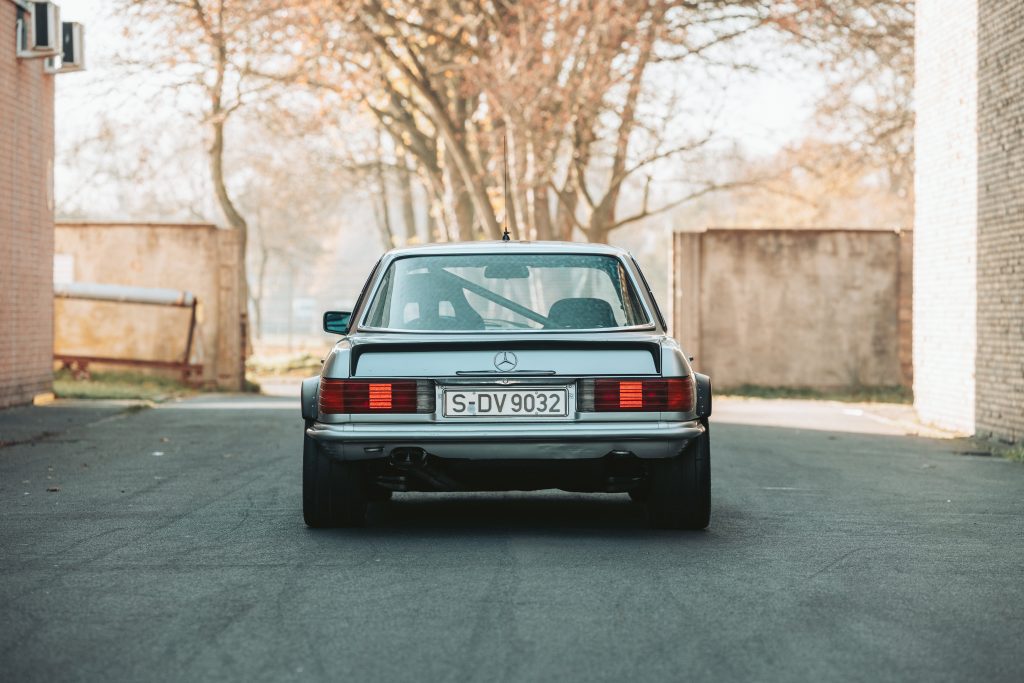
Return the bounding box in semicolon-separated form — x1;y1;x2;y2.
533;186;554;241
207;46;249;384
426;203;441;242
373;157;397;250
286;263;295;352
421;172;450;241
398;153;418;244
583;6;658;243
414;161;451;241
445;156;474;241
252;244;269;341
555;185;578;241
587;199;616;244
361;22;501;239
455;188;474;240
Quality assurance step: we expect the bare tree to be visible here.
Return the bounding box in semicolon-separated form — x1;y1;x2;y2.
283;0;769;242
120;0;289;342
767;1;915;202
108;0;915;256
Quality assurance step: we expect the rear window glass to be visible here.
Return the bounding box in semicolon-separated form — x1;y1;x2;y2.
362;253;650;332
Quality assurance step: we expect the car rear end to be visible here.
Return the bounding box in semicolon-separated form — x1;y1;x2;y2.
301;243;711;529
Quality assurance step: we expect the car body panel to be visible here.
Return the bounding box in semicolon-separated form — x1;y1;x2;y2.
353;348;657;377
307;419;704;460
304;241;703;467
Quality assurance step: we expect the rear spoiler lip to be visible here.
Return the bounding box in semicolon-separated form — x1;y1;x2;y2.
349;339;663;375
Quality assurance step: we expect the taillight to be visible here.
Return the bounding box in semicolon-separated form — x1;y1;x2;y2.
579;377;693;412
318;379;435;414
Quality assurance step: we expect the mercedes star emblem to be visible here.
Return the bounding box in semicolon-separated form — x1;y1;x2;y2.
493;351;518;372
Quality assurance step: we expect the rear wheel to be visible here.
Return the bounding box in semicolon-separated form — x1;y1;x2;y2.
364;486;393;503
303;426;367;528
647;420;710;530
628;487;649;503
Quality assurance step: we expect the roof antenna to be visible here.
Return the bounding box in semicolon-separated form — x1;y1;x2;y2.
502;134;511;242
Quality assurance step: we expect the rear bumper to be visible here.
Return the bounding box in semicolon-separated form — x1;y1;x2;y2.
306;419;705;461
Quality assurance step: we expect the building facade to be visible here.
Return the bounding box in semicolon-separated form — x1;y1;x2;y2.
916;0;1024;441
0;0;55;408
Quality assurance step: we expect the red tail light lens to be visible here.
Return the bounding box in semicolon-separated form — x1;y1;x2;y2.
583;377;693;412
318;379;434;414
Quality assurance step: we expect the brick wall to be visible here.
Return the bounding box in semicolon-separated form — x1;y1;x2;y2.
914;0;978;434
0;0;55;408
976;0;1024;442
670;228;910;390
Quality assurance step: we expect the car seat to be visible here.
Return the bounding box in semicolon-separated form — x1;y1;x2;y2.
546;297;617;329
397;273;485;330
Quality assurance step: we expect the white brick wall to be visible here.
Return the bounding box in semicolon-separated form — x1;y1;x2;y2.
914;0;978;434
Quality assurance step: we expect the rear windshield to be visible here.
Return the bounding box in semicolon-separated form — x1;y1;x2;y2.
362;253;651;332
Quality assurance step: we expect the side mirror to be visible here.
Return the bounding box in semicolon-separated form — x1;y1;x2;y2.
323;311;352;335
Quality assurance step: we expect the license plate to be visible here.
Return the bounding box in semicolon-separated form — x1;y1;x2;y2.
443;387;569;418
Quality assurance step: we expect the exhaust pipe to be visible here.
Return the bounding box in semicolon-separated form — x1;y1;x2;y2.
386;448;459;491
388;448;428;468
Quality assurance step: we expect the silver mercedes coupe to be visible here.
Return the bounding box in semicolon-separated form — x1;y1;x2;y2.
300;241;712;529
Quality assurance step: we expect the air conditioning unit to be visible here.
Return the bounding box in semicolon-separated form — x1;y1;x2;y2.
15;2;61;59
59;22;85;72
31;2;61;55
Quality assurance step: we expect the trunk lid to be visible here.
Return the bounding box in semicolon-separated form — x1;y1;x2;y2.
348;333;662;377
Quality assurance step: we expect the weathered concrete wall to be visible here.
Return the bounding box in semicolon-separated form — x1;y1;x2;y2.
0;0;55;408
54;223;244;389
670;229;911;390
914;0;979;434
976;0;1024;442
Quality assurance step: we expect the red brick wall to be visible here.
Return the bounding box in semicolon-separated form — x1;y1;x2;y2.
0;1;56;407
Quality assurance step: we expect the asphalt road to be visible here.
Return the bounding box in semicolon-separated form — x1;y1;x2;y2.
1;394;1022;682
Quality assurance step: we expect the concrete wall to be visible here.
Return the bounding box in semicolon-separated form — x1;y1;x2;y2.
914;0;979;434
976;0;1024;442
54;223;244;389
0;0;55;408
670;229;911;390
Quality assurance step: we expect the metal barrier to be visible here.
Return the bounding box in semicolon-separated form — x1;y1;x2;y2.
54;282;203;382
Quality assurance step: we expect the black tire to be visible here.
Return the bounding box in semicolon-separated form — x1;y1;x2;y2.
628;487;649;503
303;426;367;528
647;420;710;530
365;486;393;503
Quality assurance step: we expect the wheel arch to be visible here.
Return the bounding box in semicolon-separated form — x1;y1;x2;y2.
301;375;320;422
694;372;712;420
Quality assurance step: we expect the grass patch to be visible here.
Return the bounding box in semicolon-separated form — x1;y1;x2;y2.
53;369;195;401
1001;445;1024;464
720;384;912;404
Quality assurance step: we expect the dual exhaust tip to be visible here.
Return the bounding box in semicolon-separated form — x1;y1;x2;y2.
380;447;642;493
388;447;429;468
